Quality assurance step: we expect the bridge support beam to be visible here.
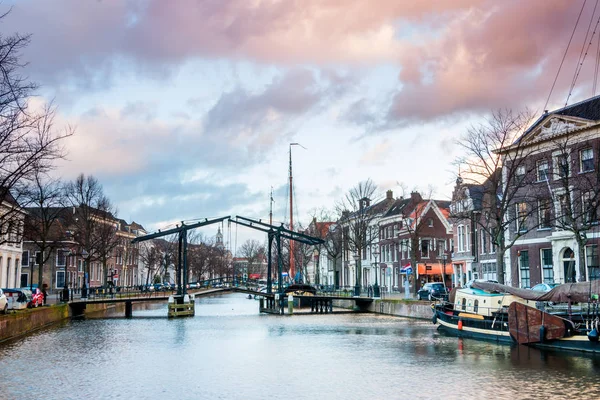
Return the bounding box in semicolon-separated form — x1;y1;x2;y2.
125;301;133;318
310;298;333;314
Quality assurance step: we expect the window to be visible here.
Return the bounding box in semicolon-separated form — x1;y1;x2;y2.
538;198;552;229
519;250;530;288
580;148;594;172
515;165;526;184
457;225;465;252
35;251;42;265
516;203;528;232
56;271;65;289
421;239;430;258
474;299;479;314
78;259;83;272
537;160;549;181
586;245;599;281
541;248;554;283
22;250;29;266
555;154;569;179
582;191;598;224
557;194;571;225
480;230;487;254
482;262;497;281
437;240;445;257
428;218;433;227
56;249;68;267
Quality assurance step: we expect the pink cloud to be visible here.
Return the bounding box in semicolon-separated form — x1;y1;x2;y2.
4;0;595;122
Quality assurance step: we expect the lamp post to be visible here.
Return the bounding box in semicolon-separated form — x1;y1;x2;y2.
373;248;380;298
81;249;89;299
313;249;319;286
29;256;35;291
353;253;360;296
441;253;448;288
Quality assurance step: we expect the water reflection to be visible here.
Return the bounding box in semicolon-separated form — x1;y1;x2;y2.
1;293;599;400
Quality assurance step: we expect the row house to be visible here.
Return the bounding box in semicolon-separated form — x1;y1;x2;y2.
500;95;600;287
338;189;453;294
0;190;25;288
22;206;146;292
304;218;335;286
450;176;500;287
391;193;453;291
339;190;396;291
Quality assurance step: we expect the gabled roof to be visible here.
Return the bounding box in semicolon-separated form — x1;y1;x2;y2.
383;198;412;218
1;187;20;207
515;95;600;145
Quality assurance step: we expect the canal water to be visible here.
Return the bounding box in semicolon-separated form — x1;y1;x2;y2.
1;293;600;400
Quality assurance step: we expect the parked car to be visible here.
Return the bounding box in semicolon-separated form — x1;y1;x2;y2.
531;283;559;292
418;283;448;301
0;288;7;314
29;288;44;307
3;288;32;310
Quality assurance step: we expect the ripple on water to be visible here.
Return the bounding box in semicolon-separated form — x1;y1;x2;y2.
1;293;600;400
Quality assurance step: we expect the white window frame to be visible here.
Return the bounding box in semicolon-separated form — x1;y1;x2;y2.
56;270;66;289
552;150;570;180
56;249;67;267
516;202;528;232
22;250;30;266
580;148;594;173
537;160;549;182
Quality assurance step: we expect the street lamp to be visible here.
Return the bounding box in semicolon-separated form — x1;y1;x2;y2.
373;248;380;298
29;256;35;291
353;253;360;296
313;249;319;286
81;249;89;299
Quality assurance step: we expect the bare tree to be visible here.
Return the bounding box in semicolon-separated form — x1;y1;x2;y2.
22;171;67;288
0;13;73;245
397;189;434;295
64;174;118;288
139;243;161;286
548;132;600;281
336;179;379;289
239;239;266;277
456;109;540;285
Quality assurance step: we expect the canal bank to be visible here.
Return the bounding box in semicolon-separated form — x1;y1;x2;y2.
333;298;435;320
0;302;126;343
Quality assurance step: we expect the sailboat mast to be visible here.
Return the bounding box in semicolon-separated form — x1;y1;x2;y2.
289;146;295;282
269;186;273;226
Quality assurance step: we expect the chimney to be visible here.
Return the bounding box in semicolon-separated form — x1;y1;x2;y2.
386;190;393;200
411;191;422;202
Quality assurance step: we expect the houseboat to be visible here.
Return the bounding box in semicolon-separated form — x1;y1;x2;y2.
433;281;600;354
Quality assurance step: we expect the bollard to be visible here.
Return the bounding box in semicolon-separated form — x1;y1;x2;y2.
288;294;294;315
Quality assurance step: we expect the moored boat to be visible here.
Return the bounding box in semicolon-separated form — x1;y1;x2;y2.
433;281;600;353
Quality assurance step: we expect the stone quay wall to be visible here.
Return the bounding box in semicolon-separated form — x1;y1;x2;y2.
333;298;436;320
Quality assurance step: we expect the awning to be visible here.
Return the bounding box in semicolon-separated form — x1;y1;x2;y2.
249;274;261;279
417;263;452;275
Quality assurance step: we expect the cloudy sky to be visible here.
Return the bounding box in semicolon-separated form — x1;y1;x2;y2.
5;0;599;248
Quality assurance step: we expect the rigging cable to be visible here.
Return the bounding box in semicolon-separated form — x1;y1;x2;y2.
594;18;600;95
544;0;587;111
566;0;600;106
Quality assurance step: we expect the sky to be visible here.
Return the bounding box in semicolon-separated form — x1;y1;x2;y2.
4;0;600;251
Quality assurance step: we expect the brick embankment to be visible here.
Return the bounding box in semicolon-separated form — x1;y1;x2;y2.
333;298;436;320
0;305;69;343
0;302;126;343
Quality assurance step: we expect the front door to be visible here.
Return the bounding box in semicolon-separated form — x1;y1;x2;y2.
563;248;576;283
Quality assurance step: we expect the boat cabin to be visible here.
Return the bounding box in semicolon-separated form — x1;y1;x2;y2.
454;288;538;317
